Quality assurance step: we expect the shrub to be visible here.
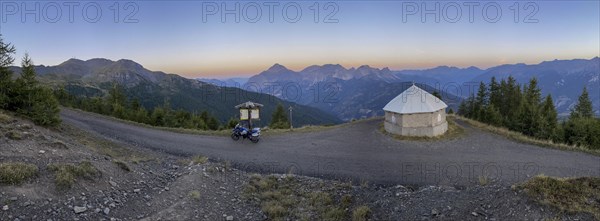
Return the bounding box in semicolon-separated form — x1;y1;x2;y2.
48;161;99;189
352;205;371;221
0;162;38;185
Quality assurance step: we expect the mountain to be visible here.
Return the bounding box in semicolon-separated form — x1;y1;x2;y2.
197;77;248;88
471;58;599;115
10;59;342;126
244;64;459;120
395;66;485;85
244;58;599;119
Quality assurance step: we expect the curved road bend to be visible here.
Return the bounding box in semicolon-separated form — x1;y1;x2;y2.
61;109;600;186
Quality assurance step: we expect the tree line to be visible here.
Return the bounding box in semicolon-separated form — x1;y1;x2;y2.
458;76;599;149
0;37;61;126
55;84;223;131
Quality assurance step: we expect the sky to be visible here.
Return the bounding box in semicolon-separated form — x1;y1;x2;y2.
1;1;599;78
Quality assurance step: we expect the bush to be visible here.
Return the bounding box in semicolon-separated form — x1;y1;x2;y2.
352;206;371;221
27;87;61;126
0;162;38;185
48;161;99;189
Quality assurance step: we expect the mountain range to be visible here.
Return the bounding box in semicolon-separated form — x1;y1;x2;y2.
10;57;599;123
9;59;342;126
233;58;599;120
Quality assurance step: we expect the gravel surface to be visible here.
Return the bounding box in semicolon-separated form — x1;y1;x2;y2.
1;110;598;220
61;108;600;187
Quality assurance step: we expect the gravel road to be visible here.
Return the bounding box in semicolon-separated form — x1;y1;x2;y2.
61;109;600;186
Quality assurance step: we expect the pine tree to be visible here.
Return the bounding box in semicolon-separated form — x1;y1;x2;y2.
270;104;290;129
524;77;541;106
518;78;543;136
504;76;522;130
538;95;558;139
0;35;16;109
485;104;503;126
489;76;501;109
474;82;488;121
28;87;61;126
13;54;37;113
571;87;594;119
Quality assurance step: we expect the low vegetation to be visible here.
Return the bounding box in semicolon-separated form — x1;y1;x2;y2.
519;175;600;220
113;160;131;172
455;115;600;156
55;84;222;131
243;174;368;221
0;111;11;123
192;155;209;164
458;76;600;151
352;205;371;221
48;161;99;189
0;162;38;185
270;104;290;129
188;190;201;201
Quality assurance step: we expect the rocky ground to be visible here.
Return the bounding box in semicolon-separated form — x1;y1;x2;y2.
0;111;595;221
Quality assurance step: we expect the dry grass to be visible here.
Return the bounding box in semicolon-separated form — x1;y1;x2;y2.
519;175;600;220
0;112;11;123
6;130;22;140
192;155;209;165
479;175;489;186
112;160;131;172
0;162;38;185
352;205;371;221
380;116;465;141
454;115;600;156
48;161;99;189
188;190;201;201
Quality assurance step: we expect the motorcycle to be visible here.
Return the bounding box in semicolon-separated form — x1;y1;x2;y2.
231;123;261;143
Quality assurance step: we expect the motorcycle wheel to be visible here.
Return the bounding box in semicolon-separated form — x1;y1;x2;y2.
231;133;240;141
250;137;259;143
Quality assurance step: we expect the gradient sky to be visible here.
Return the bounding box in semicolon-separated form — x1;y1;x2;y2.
1;1;599;78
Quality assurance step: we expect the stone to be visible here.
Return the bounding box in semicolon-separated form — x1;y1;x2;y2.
103;208;110;215
133;189;141;193
431;209;439;216
471;212;478;217
73;206;87;214
109;181;117;187
2;205;8;211
226;215;234;221
39;150;46;154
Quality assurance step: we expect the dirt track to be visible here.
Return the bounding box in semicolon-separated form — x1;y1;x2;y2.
61;109;600;186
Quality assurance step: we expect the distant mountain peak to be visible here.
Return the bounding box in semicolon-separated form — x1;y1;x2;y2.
60;58;85;65
266;63;291;73
115;59;144;69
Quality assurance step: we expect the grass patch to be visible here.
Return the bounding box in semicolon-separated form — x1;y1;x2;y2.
352;205;371;221
0;112;11;123
479;175;489;186
519;175;600;219
6;131;22;140
322;207;346;221
112;160;131;172
244;174;358;221
48;161;99;189
0;163;38;185
380;116;465;141
454;115;600;156
188;190;201;201
192;155;208;164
